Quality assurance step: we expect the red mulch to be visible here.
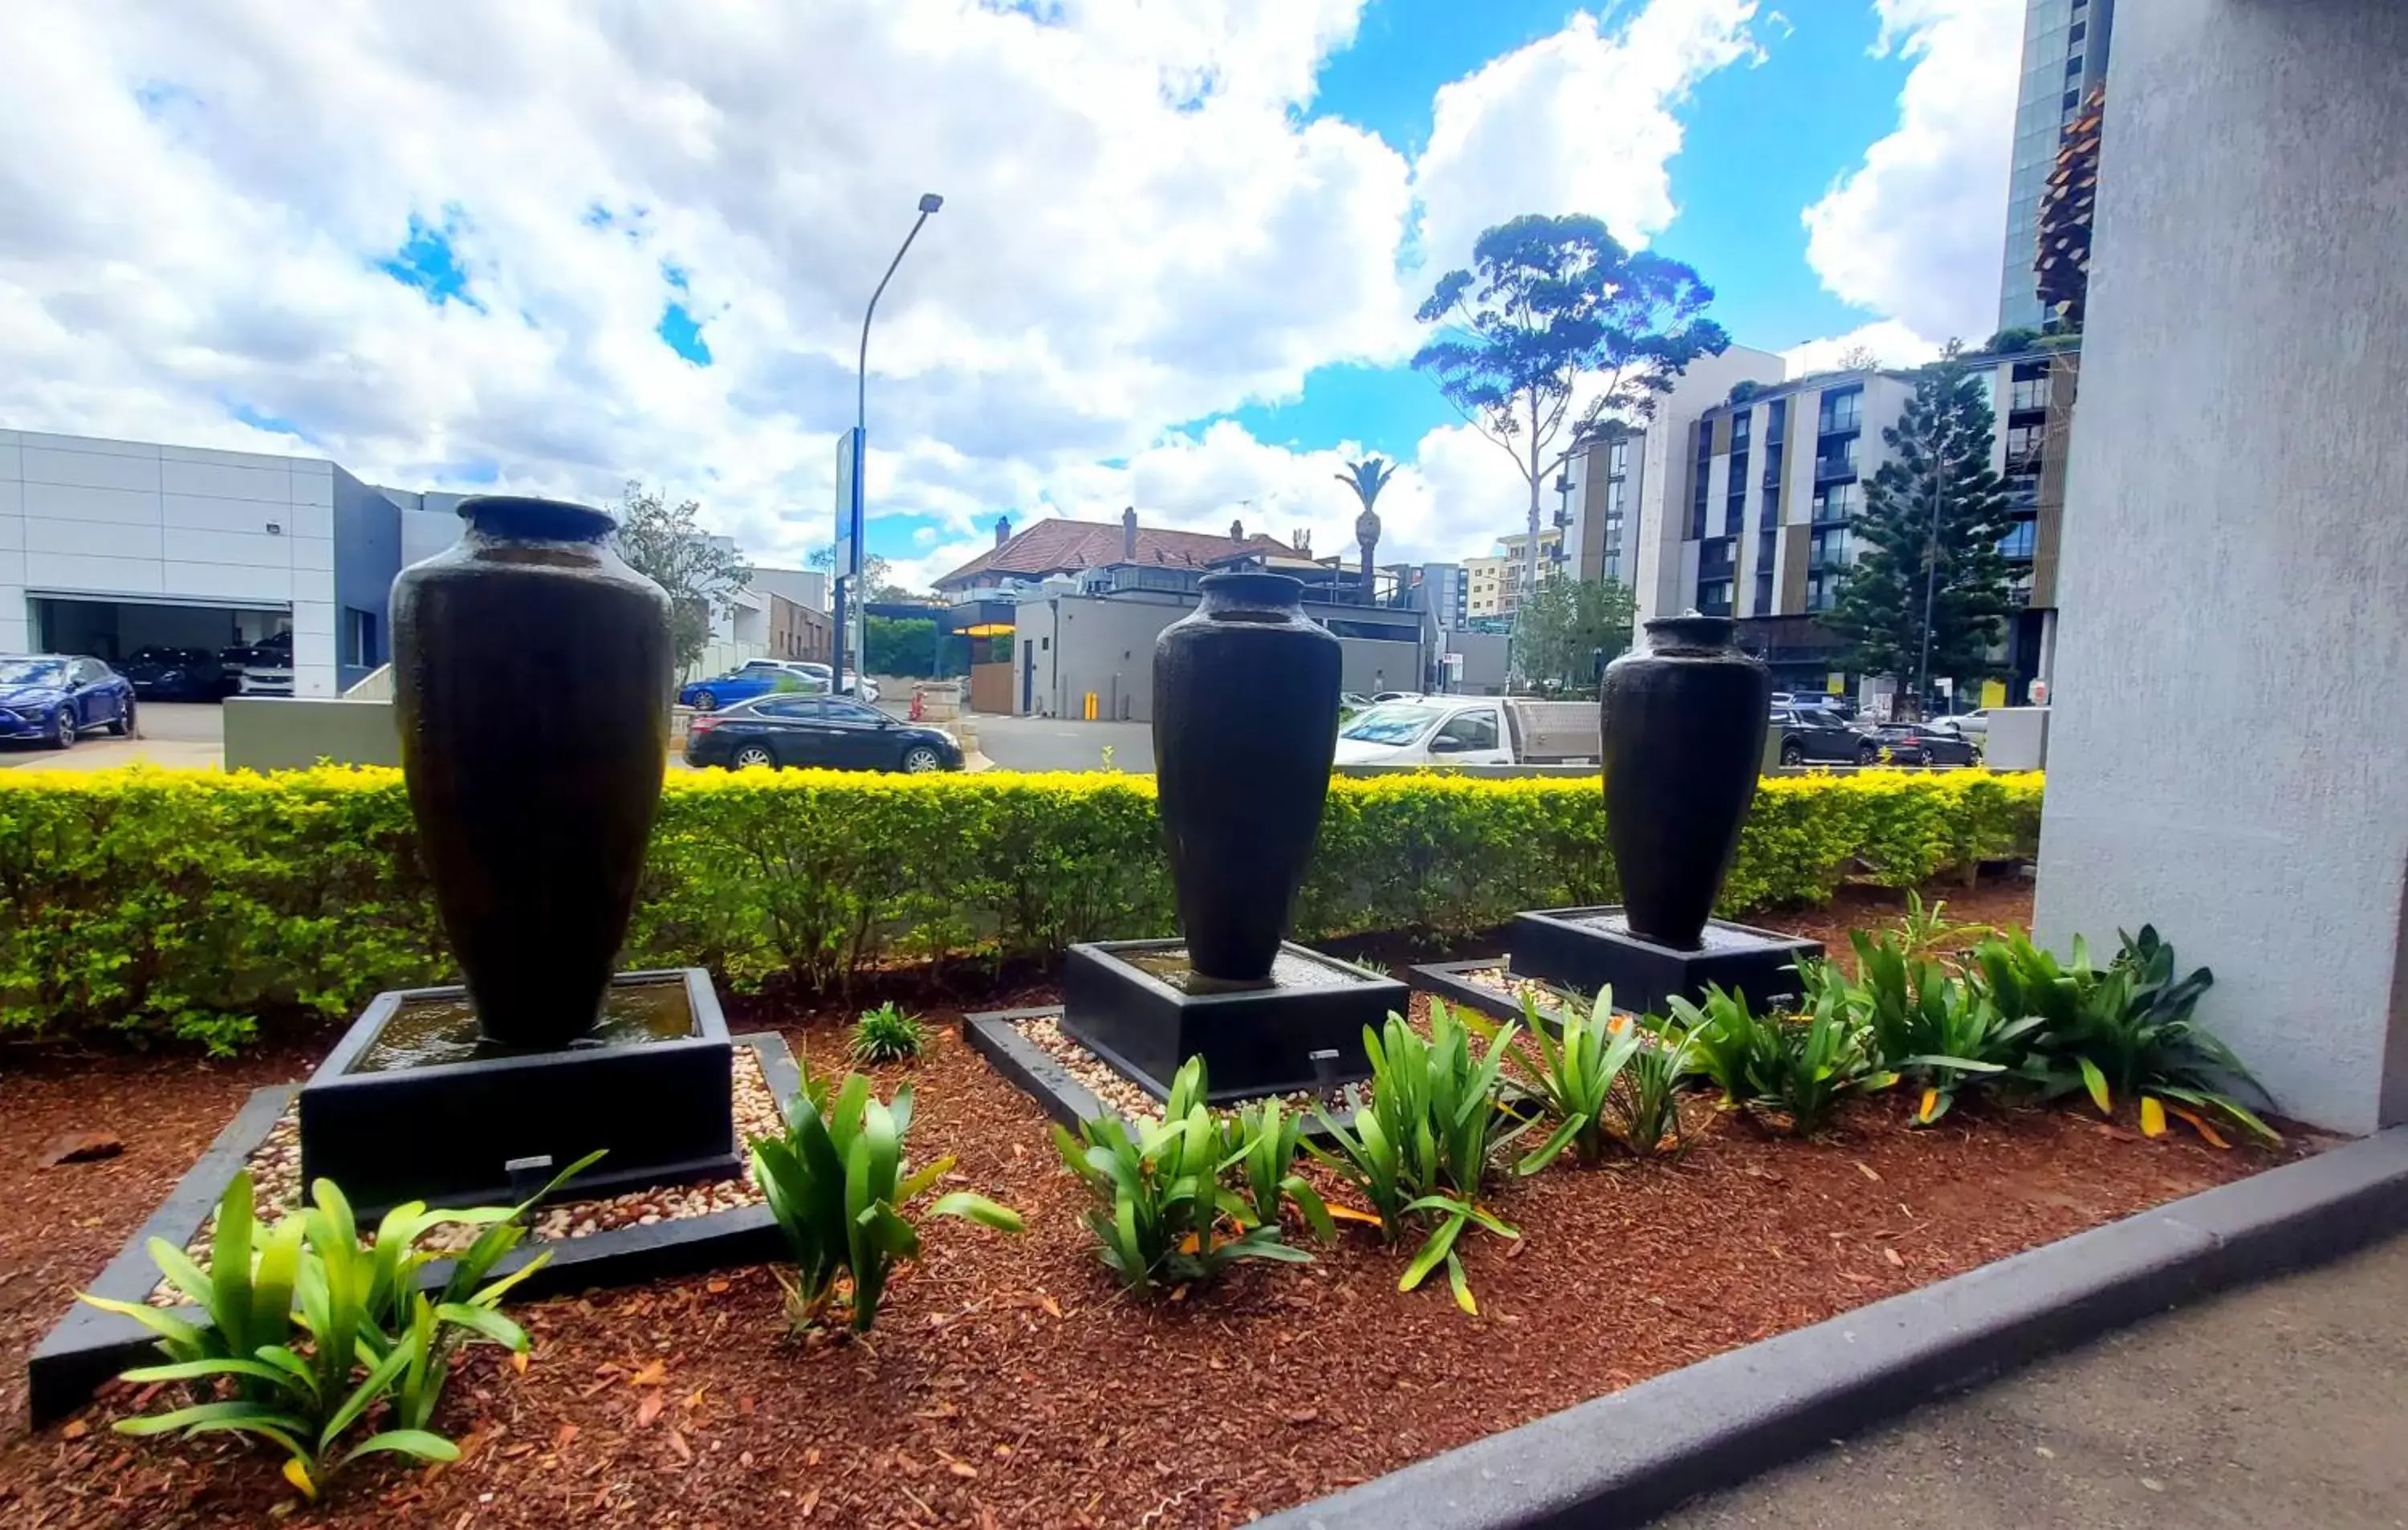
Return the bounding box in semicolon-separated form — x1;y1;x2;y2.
0;877;2312;1528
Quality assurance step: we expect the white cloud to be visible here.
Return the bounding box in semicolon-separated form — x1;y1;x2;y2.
1780;319;1942;373
1798;0;2020;342
0;0;1407;568
0;0;1767;596
1411;2;1765;272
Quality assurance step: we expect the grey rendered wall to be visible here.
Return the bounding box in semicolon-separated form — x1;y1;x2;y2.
1051;595;1181;721
223;697;401;771
2033;0;2408;1133
330;468;399;691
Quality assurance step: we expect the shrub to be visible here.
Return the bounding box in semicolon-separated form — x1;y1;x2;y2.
0;766;2042;1048
848;1001;927;1064
750;1068;1019;1333
1671;983;1898;1134
80;1158;589;1501
1976;926;2277;1144
1052;1057;1320;1296
1312;1003;1526;1313
1511;987;1646;1172
1835;934;2043;1125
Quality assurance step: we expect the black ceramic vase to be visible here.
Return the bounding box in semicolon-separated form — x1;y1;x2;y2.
1153;572;1341;983
1600;614;1771;950
393;496;673;1048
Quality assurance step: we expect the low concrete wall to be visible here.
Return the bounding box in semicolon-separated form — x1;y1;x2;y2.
222;697;401;771
1986;706;2050;771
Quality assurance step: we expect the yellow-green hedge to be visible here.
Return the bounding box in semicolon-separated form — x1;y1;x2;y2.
0;767;2041;1049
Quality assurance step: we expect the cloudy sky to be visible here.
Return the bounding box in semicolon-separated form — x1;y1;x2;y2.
0;0;2024;592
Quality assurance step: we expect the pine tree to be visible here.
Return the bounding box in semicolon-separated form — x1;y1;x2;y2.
1821;344;2018;719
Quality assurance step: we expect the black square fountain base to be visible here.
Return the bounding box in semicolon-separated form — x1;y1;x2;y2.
1507;907;1822;1015
1058;940;1405;1105
297;967;738;1217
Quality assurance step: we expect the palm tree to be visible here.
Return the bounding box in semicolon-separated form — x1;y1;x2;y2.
1336;458;1397;592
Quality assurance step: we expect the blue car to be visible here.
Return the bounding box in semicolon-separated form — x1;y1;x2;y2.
677;660;828;712
0;654;137;749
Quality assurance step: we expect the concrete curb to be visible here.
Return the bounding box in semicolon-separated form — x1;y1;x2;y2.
1258;1125;2408;1530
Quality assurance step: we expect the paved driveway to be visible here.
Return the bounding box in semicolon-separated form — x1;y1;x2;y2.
969;713;1153;773
0;701;225;770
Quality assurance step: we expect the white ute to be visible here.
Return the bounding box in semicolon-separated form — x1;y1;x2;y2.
1332;697;1599;767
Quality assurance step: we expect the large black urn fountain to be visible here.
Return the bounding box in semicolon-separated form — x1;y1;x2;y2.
1058;573;1403;1104
1505;614;1818;1014
295;496;738;1214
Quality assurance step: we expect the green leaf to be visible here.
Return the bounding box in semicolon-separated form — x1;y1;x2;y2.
2077;1055;2113;1116
432;1301;529;1351
927;1191;1023;1232
337;1429;463;1468
1398;1214;1465;1293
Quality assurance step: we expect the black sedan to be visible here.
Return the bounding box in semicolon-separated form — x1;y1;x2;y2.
1873;722;1983;767
122;645;230;700
685;694;962;774
1771;706;1877;767
0;654;137;749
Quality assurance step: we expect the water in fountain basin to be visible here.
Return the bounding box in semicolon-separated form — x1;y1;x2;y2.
349;975;696;1073
1121;944;1364;995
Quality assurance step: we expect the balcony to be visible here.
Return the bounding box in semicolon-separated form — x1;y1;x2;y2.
1813;455;1858;483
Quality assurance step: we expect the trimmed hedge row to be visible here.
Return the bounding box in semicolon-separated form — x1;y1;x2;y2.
0;767;2043;1050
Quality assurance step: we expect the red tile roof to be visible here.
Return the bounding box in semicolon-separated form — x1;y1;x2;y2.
934;518;1307;591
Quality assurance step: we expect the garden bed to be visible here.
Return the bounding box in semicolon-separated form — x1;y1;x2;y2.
0;878;2322;1528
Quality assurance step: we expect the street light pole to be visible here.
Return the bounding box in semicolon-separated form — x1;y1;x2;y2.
836;191;943;698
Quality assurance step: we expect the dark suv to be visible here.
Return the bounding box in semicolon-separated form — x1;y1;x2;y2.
1771;706;1877;767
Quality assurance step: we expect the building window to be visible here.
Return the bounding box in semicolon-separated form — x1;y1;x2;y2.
1809;525;1851;569
1697;579;1733;617
1812;482;1862;523
1764;397;1787;446
1816;385;1861;436
1999;521;2037;560
2065;55;2083;77
1804;570;1840;612
343;608;380;668
1725;449;1750;536
1609;439;1628;476
1690;421;1713;539
2062;89;2080;110
2069;21;2085;43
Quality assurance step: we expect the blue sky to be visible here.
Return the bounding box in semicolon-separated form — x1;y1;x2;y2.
1203;1;1915;472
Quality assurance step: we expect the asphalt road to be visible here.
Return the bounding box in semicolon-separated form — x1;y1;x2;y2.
1656;1231;2408;1529
969;713;1153;773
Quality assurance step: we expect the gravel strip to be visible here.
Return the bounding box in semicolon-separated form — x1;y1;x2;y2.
149;1048;787;1304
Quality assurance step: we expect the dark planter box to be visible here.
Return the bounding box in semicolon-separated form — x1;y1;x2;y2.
1059;940;1405;1105
1508;908;1820;1016
31;1032;803;1428
298;967;738;1216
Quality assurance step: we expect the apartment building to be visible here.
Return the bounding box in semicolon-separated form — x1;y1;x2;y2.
1462;553;1514;619
1649;344;2081;702
2000;0;2114;331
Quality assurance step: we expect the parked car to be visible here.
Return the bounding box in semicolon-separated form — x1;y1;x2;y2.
684;694;961;773
791;662;881;704
1771;706;1877;767
0;654;137;748
1930;709;1991;740
221;631;294;696
121;645;229;701
1870;722;1983;767
678;660;829;711
1332;698;1600;767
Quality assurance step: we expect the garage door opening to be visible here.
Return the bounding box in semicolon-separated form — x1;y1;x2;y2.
28;596;291;664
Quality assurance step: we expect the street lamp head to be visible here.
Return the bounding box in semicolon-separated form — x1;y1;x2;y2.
917;193;945;214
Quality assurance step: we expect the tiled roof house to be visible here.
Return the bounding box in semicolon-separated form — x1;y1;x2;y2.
934;509;1308;594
